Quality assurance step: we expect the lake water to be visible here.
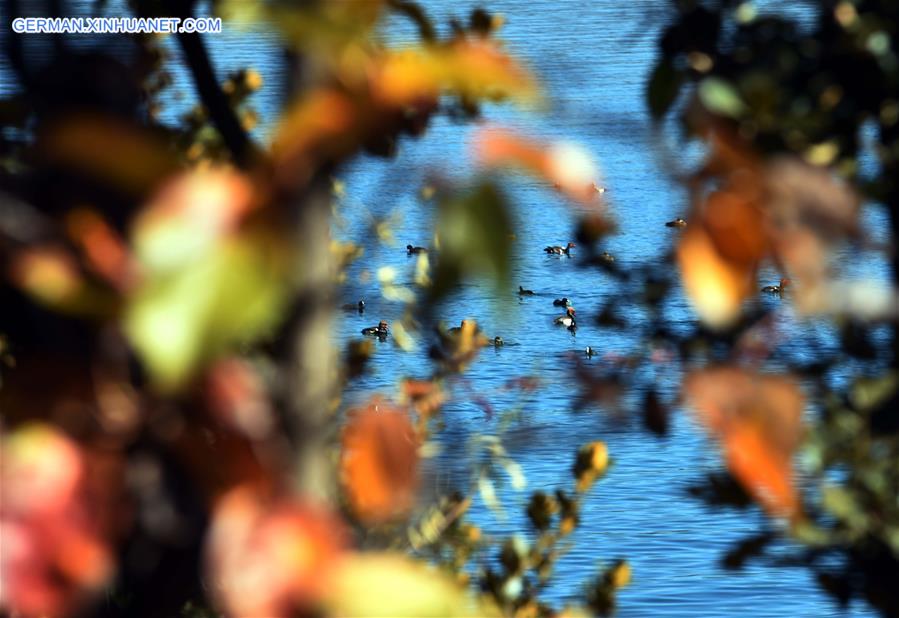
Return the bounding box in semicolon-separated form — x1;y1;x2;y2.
3;0;891;615
333;2;886;616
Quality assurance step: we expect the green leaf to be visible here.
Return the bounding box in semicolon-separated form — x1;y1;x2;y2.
850;371;898;412
429;182;513;303
125;232;289;391
647;59;685;119
698;77;747;118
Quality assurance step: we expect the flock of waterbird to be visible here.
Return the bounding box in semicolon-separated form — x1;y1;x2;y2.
352;215;789;357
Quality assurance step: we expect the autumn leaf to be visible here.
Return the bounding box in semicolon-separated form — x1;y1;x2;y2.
125;168;290;390
37;114;177;193
270;89;357;185
206;486;346;618
685;367;804;520
472;127;604;205
400;378;446;431
204;357;275;440
372;40;539;107
677;226;755;329
325;553;498;617
573;441;609;493
340;399;420;524
0;424;115;617
65;208;134;291
430;183;514;306
7;245;115;317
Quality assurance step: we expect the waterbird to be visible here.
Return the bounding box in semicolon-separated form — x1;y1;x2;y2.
361;320;389;337
585;346;595;357
554;307;576;328
553;297;571;307
545;242;575;255
665;217;687;228
407;244;428;254
518;285;535;296
761;278;791;295
493;336;504;347
341;300;365;313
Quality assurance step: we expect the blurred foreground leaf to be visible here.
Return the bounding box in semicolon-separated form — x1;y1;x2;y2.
125;232;289;390
430;183;513;302
326;553;498;617
647;60;684;119
685;367;804;520
340;399;420;524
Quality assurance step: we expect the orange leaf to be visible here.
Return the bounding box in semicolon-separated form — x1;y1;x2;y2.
372;40;538;107
271;89;357;185
65;208;134;291
340;399;420;524
472;127;603;205
685;367;803;519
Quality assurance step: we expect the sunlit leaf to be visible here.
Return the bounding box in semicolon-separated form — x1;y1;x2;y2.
676;227;754;329
124;168;290;389
126;231;289;390
698;77;746;118
472;127;604;204
131;168;257;273
325;553;497;617
7;245;114;316
573;441;609;493
373;40;538;107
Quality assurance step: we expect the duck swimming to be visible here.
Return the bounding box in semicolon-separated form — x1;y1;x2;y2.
761;278;790;295
407;244;428;254
342;300;365;313
665;217;687;228
518;285;535;296
600;251;614;263
493;336;504;347
584;346;595;357
590;182;607;194
553;297;571;307
361;320;389;337
545;242;576;255
554;306;576;328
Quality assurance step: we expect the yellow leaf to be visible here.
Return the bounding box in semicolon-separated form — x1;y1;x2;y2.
326;553;498;617
677;227;754;329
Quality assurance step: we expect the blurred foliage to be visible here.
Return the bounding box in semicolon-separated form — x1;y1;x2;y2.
3;0;899;616
649;0;899;614
0;1;624;617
